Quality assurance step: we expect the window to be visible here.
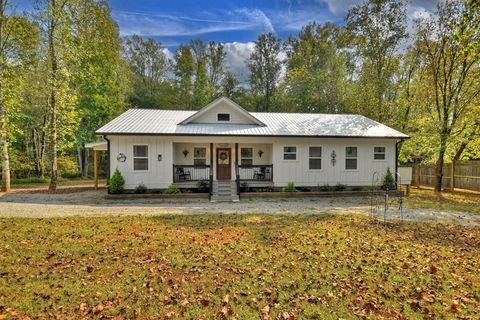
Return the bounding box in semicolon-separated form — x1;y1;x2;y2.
309;146;322;170
374;146;386;160
194;147;207;166
241;148;253;166
345;146;358;170
283;146;297;160
133;145;148;171
217;113;230;121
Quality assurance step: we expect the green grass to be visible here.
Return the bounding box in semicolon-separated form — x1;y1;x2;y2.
1;214;478;319
404;188;480;214
10;177;106;189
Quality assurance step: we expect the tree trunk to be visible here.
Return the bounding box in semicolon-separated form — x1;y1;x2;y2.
453;142;467;161
0;101;10;192
48;0;58;192
434;133;448;192
0;1;10;192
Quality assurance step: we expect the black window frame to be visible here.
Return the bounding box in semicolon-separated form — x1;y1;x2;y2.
217;113;230;121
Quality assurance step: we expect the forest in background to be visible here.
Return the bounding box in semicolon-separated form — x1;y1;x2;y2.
0;0;479;192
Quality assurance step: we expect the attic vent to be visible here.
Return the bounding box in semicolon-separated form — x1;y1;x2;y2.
217;113;230;121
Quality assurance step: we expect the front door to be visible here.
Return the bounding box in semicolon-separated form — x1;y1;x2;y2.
216;148;231;180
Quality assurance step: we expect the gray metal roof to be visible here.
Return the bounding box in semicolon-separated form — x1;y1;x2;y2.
96;109;409;139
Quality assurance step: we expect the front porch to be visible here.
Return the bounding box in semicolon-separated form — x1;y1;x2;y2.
172;142;273;194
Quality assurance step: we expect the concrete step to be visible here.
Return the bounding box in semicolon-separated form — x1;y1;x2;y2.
211;180;238;202
211;195;240;202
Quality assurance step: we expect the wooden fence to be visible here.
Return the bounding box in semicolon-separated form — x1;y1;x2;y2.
412;160;480;191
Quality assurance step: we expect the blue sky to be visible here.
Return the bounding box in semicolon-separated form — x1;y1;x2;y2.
15;0;436;82
108;0;344;49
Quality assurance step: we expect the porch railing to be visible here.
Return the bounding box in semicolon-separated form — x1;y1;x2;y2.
238;165;273;181
173;165;211;182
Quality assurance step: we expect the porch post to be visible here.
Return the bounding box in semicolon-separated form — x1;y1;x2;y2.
235;143;240;195
209;143;213;195
93;150;99;190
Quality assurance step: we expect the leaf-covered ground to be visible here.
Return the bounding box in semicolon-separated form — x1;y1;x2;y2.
403;188;480;215
1;214;479;319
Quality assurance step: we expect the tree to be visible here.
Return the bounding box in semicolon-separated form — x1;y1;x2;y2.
346;0;407;122
123;35;168;108
38;0;79;191
192;57;211;108
72;0;129;177
206;41;226;97
414;0;480;192
283;22;349;113
247;32;282;112
221;71;239;98
174;45;194;109
0;0;37;192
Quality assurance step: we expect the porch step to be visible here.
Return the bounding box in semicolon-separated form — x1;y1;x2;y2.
211;181;239;202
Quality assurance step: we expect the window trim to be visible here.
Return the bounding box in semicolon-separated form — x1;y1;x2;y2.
133;144;149;172
283;146;297;161
193;146;207;166
373;146;386;161
345;146;358;171
217;113;231;122
308;145;323;171
240;147;253;166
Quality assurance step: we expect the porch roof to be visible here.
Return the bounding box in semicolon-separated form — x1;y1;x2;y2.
97;109;409;139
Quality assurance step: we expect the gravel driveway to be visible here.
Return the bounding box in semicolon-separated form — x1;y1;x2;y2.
0;190;479;226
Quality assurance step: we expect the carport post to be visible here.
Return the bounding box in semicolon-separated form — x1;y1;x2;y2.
93;150;99;190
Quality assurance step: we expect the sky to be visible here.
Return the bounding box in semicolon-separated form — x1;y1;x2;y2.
15;0;437;82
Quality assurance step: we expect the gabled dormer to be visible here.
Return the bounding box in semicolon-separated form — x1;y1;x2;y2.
178;97;266;126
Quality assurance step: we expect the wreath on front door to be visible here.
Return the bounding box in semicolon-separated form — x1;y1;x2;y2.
219;151;228;161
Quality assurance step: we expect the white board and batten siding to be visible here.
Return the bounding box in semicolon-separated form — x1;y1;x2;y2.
108;135;397;189
109;136;173;190
272;138;396;187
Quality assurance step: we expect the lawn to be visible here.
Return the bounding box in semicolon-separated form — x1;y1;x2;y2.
10;177;106;189
0;215;479;319
404;188;480;215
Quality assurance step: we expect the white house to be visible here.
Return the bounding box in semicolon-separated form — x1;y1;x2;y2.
96;97;409;200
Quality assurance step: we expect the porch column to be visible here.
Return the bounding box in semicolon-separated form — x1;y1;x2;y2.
209;143;213;195
93;150;99;190
235;143;240;195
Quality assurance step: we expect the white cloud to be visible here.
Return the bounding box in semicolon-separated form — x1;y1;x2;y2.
317;0;361;15
223;42;256;83
223;42;287;85
235;8;275;33
113;10;254;37
113;8;276;38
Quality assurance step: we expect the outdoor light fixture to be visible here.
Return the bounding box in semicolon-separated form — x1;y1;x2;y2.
157;154;162;161
331;150;336;166
183;150;189;157
258;150;264;158
117;153;127;162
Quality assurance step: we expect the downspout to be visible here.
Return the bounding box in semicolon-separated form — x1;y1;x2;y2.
103;135;111;194
395;139;404;190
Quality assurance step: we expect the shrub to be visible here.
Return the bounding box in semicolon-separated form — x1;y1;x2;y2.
164;184;181;194
58;155;80;178
319;184;331;192
334;183;347;191
383;167;395;190
7;150;36;179
108;169;125;194
240;182;249;192
283;182;297;192
197;181;209;192
135;183;147;194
